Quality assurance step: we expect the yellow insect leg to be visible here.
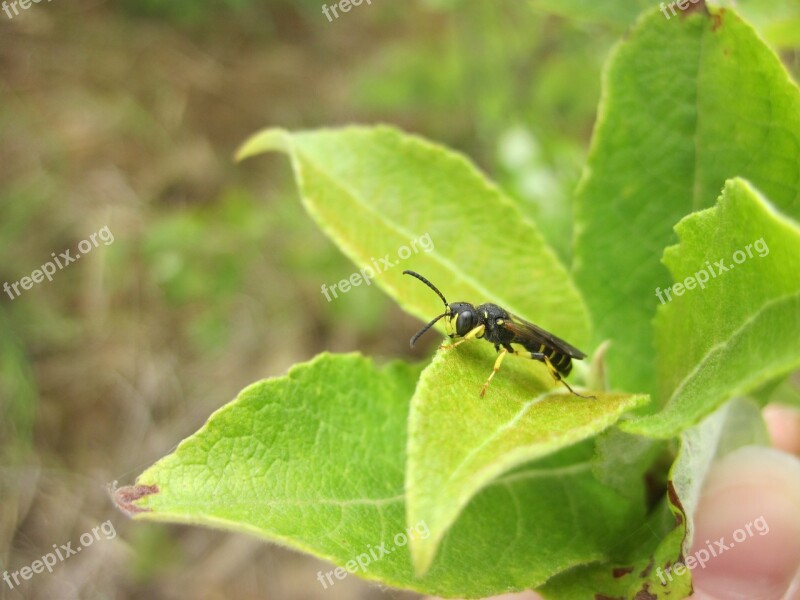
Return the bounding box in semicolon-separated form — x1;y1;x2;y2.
439;324;485;351
479;347;508;398
542;354;595;399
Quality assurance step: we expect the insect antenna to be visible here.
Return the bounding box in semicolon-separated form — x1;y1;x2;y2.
402;270;449;307
403;270;452;347
409;312;449;347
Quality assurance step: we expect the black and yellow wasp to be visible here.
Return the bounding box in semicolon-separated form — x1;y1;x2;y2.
403;270;594;399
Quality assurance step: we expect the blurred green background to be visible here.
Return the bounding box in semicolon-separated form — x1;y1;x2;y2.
1;1;798;599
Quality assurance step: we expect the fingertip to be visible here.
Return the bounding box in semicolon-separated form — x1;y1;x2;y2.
690;447;800;600
764;404;800;456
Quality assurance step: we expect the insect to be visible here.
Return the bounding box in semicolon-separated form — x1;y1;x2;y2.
403;270;594;399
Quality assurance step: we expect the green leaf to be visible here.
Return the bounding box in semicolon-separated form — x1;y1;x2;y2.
540;397;767;599
531;0;800;48
718;0;800;48
538;425;683;600
120;353;646;597
539;504;690;600
746;376;791;408
406;341;648;573
624;179;800;438
121;353;419;548
591;427;667;506
573;7;800;398
237;125;591;348
760;373;800;409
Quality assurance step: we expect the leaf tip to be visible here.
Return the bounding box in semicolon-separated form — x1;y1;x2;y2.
109;481;160;517
235;128;291;162
409;539;436;578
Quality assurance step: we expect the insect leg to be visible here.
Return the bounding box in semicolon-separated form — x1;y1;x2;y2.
479;347;508;398
439;324;485;350
529;352;595;399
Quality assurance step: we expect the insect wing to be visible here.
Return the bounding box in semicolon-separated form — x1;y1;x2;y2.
503;314;587;359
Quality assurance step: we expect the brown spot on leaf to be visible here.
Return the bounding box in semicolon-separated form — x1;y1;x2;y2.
667;480;686;525
682;0;708;18
712;9;725;31
634;583;658;600
110;481;159;517
595;595;624;600
640;558;654;577
613;566;634;578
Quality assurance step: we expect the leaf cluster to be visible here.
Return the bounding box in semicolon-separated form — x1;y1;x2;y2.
121;6;800;599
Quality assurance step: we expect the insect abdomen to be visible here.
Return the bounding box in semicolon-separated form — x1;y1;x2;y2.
552;352;573;376
525;343;573;376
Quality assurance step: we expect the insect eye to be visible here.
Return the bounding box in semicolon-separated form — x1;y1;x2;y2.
456;310;474;336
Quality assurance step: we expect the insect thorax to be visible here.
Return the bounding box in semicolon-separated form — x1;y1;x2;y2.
476;303;514;345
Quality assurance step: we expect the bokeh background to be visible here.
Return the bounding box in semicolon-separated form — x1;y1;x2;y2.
1;2;799;599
